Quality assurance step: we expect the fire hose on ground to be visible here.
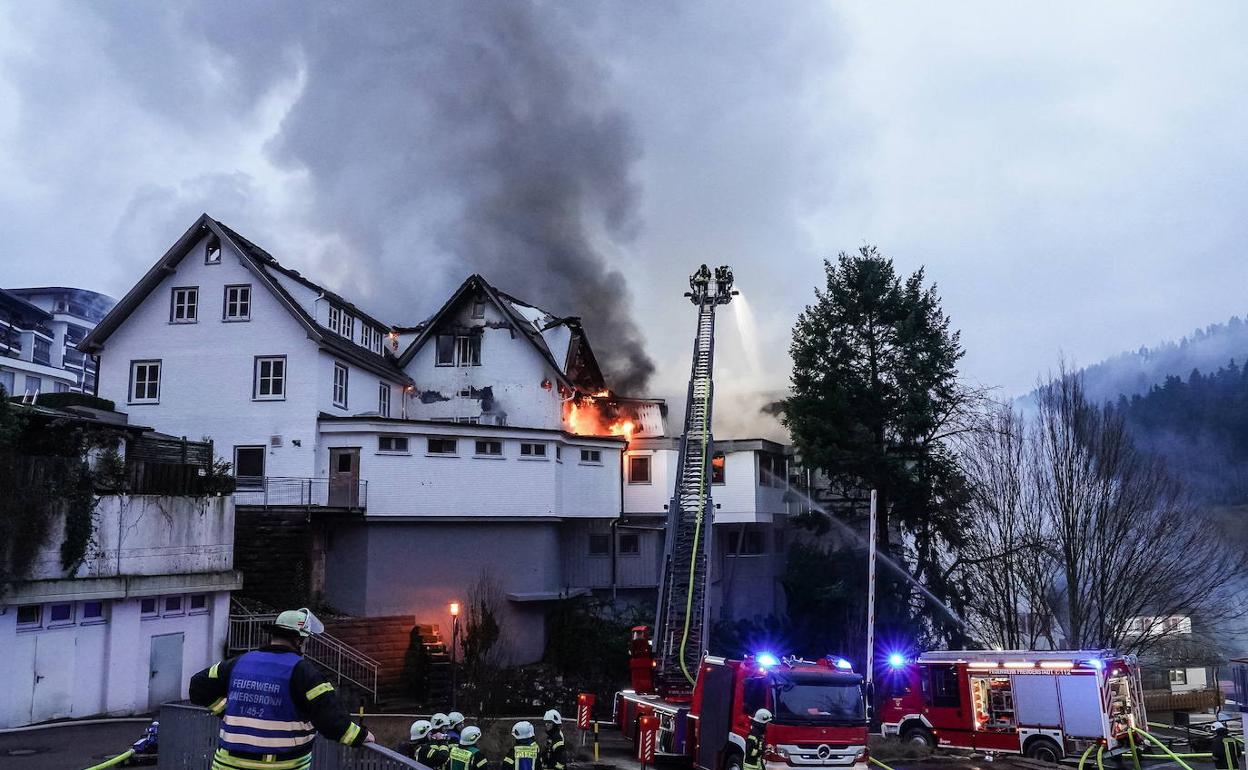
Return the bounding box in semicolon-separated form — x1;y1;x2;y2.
80;749;136;770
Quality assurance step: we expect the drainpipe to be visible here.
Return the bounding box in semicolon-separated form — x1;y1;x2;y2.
613;440;627;601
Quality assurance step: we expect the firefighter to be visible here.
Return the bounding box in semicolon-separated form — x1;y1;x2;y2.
448;726;490;770
411;719;446;768
541;709;567;770
429;713;452;769
743;708;772;770
691;264;712;297
188;607;373;769
447;711;467;743
1211;722;1240;770
504;721;542;770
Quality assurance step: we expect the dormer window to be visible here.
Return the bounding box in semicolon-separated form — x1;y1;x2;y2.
328;306;354;340
205;234;221;264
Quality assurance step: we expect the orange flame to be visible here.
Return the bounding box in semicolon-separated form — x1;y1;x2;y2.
565;391;637;442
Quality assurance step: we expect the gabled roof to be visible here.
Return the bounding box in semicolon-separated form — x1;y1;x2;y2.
79;214;410;384
0;287;53;323
396;274;608;393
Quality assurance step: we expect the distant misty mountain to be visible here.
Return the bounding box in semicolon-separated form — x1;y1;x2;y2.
1077;315;1248;404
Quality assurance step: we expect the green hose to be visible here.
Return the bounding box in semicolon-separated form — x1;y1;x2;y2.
1131;727;1195;770
677;364;712;686
869;757;895;770
1078;743;1098;770
81;748;135;770
1096;745;1106;770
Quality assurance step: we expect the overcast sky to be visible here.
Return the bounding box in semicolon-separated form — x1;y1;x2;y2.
3;2;1247;438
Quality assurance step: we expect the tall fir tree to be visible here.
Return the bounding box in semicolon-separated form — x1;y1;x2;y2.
782;246;972;649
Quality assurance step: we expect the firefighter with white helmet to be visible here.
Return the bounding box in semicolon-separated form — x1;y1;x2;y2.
411;719;445;768
447;711;466;743
188;608;373;769
541;709;566;770
428;713;452;769
448;725;489;770
1211;722;1240;770
742;709;772;770
505;721;542;770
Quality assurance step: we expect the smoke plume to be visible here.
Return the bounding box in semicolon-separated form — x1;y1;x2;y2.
188;1;655;392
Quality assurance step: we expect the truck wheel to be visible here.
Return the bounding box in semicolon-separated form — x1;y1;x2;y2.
901;726;935;748
1025;738;1062;764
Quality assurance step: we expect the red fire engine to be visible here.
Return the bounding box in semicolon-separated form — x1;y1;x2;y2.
878;650;1147;762
611;270;870;770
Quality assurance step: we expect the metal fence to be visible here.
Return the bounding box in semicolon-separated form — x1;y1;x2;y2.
228;612;380;702
233;476;369;510
159;703;426;769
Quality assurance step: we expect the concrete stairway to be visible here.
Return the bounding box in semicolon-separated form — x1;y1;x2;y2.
323;615;417;705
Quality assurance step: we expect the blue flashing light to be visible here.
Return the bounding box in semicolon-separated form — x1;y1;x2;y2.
756;652;780;668
1088;658;1105;671
833;657;853;671
887;653;906;669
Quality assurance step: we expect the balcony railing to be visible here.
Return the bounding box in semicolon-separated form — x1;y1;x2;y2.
159;703;420;768
233;476;368;510
228;611;380;703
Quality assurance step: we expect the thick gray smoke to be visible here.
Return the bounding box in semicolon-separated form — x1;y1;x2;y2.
187;1;655;393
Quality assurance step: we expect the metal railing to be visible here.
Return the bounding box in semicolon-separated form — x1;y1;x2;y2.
233;476;369;510
228;613;381;703
158;703;426;769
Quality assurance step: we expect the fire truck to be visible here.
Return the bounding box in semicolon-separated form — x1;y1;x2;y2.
878;650;1147;762
612;267;870;770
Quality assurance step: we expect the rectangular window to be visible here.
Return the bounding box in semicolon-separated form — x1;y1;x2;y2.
628;455;651;484
471;300;486;319
80;601;106;623
361;326;383;354
342;313;354;340
253;356;286;400
129;360;161;403
619;532;640;555
205;234;221;264
33;337;51;365
333;363;349;409
580;449;602;464
726;528;765;555
711;452;726;484
379;435;409;453
170;287;198;323
588;533;610;556
233;446;265;488
140;597;159;618
223;285;251;321
378;382;391;417
456;335;481;366
0;370;13;397
329;306;342;335
164;596;184;616
436;334;455;366
929;665;961;708
48;603;74;626
24;374;43;395
475;440;502;456
1169;668;1188;686
759;453;786;487
17;604;41;629
520;442;547;457
456;416;480;424
555;446;562;461
427;437;458;455
189;595;208;613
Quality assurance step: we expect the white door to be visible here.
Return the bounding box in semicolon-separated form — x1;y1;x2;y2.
148;633;185;710
31;633;76;723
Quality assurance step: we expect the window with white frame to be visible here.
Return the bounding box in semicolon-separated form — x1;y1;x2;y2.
475;439;502;456
223;284;251;321
47;602;74;626
333;363;349;408
520;442;547;458
234;446;265;488
379;435;409;453
436;334;481;366
140;597;159;618
427;437;458;455
378;382;391;417
17;604;41;629
170;286;198;323
362;326;384;354
164;595;184;616
189;595;208;613
129;360;161;403
329;306;354;339
80;600;106;624
253;356;286;400
580;449;602;464
1168;668;1188;686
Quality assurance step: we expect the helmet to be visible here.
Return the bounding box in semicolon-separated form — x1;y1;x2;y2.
1211;721;1228;732
512;721;535;740
460;726;483;746
270;608;324;637
411;720;433;741
448;711;466;729
431;713;450;731
752;708;773;725
544;709;562;725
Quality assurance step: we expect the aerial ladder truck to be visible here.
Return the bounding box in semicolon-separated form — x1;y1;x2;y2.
614;266;870;770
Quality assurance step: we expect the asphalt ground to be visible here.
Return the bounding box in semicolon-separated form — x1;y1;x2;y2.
0;720;153;770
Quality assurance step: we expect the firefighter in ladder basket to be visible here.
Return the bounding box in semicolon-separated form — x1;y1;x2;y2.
188;607;373;770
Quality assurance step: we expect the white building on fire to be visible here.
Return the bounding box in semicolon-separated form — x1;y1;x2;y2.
79;214;797;664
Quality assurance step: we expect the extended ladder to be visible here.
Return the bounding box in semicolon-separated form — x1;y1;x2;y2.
653;266;735;695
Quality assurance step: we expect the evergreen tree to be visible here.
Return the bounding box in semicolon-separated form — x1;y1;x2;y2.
781;246;974;649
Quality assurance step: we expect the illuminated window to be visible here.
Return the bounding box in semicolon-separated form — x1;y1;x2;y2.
711;452;726;484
